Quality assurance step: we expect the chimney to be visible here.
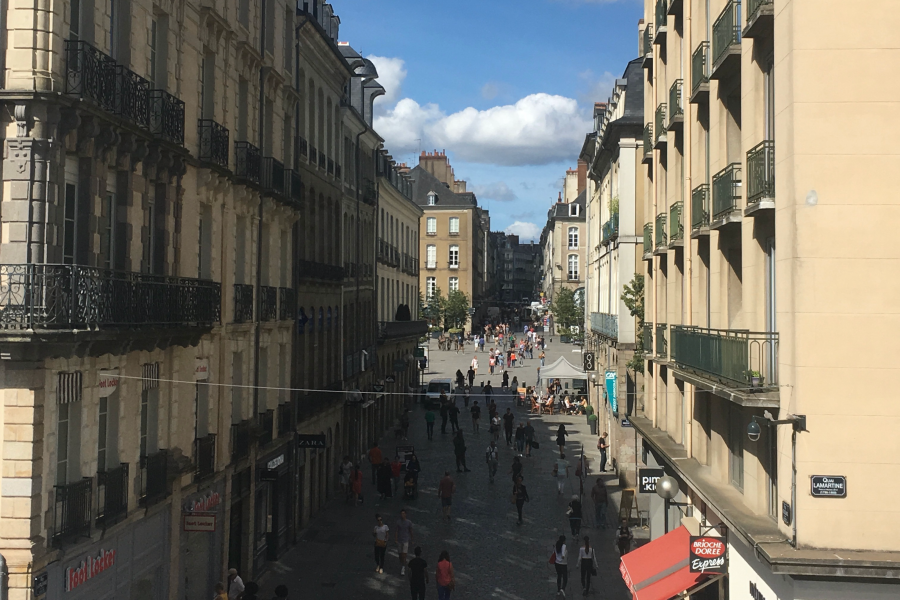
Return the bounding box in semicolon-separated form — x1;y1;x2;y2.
577;160;587;195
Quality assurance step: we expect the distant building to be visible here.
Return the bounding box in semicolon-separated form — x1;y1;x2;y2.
494;233;541;304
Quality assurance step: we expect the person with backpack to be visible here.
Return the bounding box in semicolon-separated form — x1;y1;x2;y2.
512;475;529;525
568;495;583;536
485;440;499;483
551;535;568;596
616;519;634;556
579;536;599;596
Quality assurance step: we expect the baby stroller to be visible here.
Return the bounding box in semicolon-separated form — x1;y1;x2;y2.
403;472;418;499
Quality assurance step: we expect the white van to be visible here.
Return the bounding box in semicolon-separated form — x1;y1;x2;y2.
424;378;452;409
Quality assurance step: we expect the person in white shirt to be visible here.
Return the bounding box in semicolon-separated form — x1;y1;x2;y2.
373;514;390;573
578;536;599;595
471;356;479;374
554;454;570;494
226;568;244;600
553;535;569;596
485;441;499;483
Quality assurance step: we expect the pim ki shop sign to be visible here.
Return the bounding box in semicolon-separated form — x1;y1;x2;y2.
638;468;664;493
810;475;847;498
65;548;116;592
689;536;727;574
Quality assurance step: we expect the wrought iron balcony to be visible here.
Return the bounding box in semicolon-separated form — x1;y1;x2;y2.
655;104;667;147
746;140;775;208
655;0;668;43
344;262;358;278
194;434;216;481
712;163;742;222
64;40;117;112
285;169;304;208
309;145;317;165
363;179;378;206
712;0;742;76
655;323;668;359
671;326;779;390
642;123;653;161
0;264;221;333
691;42;710;101
744;0;774;38
233;283;254;323
279;287;296;321
643;223;653;257
297;260;344;281
318;152;326;169
96;464;128;528
234;141;261;184
590;312;618;340
140;449;168;507
642;23;653;60
231;420;251;463
643;323;654;355
336;164;342;179
198;119;230;169
378;320;428;341
669;201;684;243
149;90;185;145
259;286;278;322
53;478;93;546
261;157;286;197
601;213;619;244
655;213;667;250
258;410;274;447
692;184;711;232
298;136;308;157
668;80;683;128
278;403;293;436
114;66;151;129
327;158;334;175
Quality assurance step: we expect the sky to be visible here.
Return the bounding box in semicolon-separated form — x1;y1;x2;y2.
334;0;643;242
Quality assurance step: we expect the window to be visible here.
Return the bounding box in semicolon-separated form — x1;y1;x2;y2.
569;204;580;217
97;381;119;473
103;176;117;270
238;0;250;29
108;0;118;57
449;277;459;292
729;404;744;492
283;9;293;72
426;217;436;235
140;386;159;457
427;192;437;206
449;245;459;268
198;204;212;279
426;245;436;269
70;0;82;39
200;53;215;120
232;352;244;423
63;158;79;265
449;217;459;235
237;78;249;142
568;226;579;249
567;254;579;280
149;16;169;90
426;277;437;300
264;0;275;55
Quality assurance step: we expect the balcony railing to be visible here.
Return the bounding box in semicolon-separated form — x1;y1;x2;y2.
746;140;775;206
643;123;653;157
259;285;278;322
297;136;308;157
643;223;653;255
309;145;317;165
258;410;274;447
712;163;742;221
336;164;342;179
279;287;295;321
378;320;428;341
53;478;93;546
233;283;254;323
194;434;216;481
590;312;618;340
655;323;668;359
655;104;667;145
327;158;334;175
318;153;326;169
65;40;117;111
655;0;667;38
140;449;168;507
712;0;741;67
643;323;654;355
234;141;261;184
286;169;303;208
602;213;619;244
655;213;667;249
0;264;221;332
747;0;772;26
669;80;683;125
671;326;779;390
198;119;230;169
278;403;293;436
568;271;580;281
669;201;684;242
297;260;344;281
148;90;185;145
261;157;286;197
231;420;251;463
642;23;653;57
692;184;710;231
114;66;151;129
363;179;378;206
96;464;128;528
691;42;710;95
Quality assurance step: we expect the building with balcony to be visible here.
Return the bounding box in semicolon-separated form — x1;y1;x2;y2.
580;58;645;488
493;233;540;305
631;0;900;598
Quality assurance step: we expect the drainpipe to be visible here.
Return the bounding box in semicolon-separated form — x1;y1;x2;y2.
253;1;268;419
0;553;8;600
683;0;694;459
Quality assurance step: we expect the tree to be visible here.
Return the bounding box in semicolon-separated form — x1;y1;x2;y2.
551;287;581;333
424;287;446;328
443;290;470;330
621;274;645;373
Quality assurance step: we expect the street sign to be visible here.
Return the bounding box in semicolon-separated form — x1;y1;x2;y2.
782;501;792;526
582;351;596;371
33;573;48;596
621;418;632;428
297;434;327;448
810;475;846;498
393;360;407;371
183;513;217;532
373;385;385;393
385;375;396;383
638;468;664;493
414;347;425;358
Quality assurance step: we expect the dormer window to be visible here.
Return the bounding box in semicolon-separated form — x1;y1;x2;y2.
427;192;437;206
569;204;580;217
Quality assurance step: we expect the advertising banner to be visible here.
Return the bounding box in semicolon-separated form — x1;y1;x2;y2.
605;370;617;413
689;536;727;574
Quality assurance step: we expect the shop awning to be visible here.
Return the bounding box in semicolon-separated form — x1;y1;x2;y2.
619;526;710;600
539;357;585;380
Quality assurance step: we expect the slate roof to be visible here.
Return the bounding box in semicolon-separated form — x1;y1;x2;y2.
409;165;478;208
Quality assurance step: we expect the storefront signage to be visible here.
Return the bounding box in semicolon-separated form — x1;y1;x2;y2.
810;475;846;498
605;370;617;414
394;360;407;371
182;513;217;532
267;454;285;470
688;536;727;574
98;372;119;397
621;418;632;428
297;434;327;448
750;582;768;600
638;468;664;493
65;548;116;592
385;375;396;383
195;358;209;381
183;490;221;513
782;501;792;526
33;572;48;596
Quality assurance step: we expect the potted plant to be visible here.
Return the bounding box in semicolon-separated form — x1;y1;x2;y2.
587;413;599;436
747;370;763;387
585;404;595;424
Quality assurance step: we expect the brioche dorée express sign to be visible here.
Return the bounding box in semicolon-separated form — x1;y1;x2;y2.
688;536;727;574
65;548;116;592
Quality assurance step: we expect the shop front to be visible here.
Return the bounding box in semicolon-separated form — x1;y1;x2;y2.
254;444;294;574
180;481;226;600
44;509;170;600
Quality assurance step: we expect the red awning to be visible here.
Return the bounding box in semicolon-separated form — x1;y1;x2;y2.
619;525;709;600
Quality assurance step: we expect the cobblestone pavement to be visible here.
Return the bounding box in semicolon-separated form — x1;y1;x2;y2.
257;338;631;600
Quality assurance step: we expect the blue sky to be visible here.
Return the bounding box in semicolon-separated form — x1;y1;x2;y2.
335;0;643;241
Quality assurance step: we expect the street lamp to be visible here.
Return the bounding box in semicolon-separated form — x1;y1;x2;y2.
655;474;689;533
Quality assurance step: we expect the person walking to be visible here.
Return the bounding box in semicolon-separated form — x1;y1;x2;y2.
485;440;499;483
510;455;523;483
351;464;363;505
407;547;429;600
368;442;383;485
502;408;515;446
455;369;465;388
490;413;501;443
616;519;634;557
435;551;455;600
512;475;529;525
438;472;456;521
470;355;479;377
590;478;608;529
372;514;389;573
470;400;481;432
568;495;582;536
439;393;450;434
552;535;569;597
400;409;411;440
489;355;496;375
554;453;570;495
395;509;414;575
524;422;536;457
514;422;526;454
226;569;244;600
579;536;598;596
425;407;436;440
556;424;569;457
213;583;228;600
502;370;509;389
467;366;475;387
597;433;610;472
448;402;460;433
453;431;470;472
339;455;354;501
463;386;471;407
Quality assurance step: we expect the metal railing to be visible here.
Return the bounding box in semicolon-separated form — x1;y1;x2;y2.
692;42;710;95
194;434;216;481
65;40;117;111
0;264;221;331
602;213;619;244
234;141;261;184
140;449;168;507
643;223;653;254
655;104;667;144
297;260;344;281
148;90;185;145
198;119;230;168
279;287;295;321
655;323;668;358
258;410;274;447
363;179;378;206
656;0;667;33
231;420;251;462
318;152;326;169
53;478;93;545
669;201;684;242
286;169;303;207
378;320;428;341
233;283;254;323
712;163;742;220
655;213;667;249
259;286;278;322
712;0;741;66
590;312;618;339
643;323;654;355
671;326;779;389
642;23;653;56
114;66;151;129
297;136;308;157
309;145;317;165
261;157;286;197
327;158;334;175
643;123;653;156
96;464;128;528
747;140;775;206
692;184;710;231
669;80;683;124
336;164;342;179
277;403;293;436
747;0;772;23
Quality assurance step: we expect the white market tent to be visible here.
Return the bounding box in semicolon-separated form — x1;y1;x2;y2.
540;357;586;380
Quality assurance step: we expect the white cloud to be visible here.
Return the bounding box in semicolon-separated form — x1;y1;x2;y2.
505;221;541;242
471;182;518;202
373;98;444;155
368;56;408;111
481;82;500;100
578;69;618;105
